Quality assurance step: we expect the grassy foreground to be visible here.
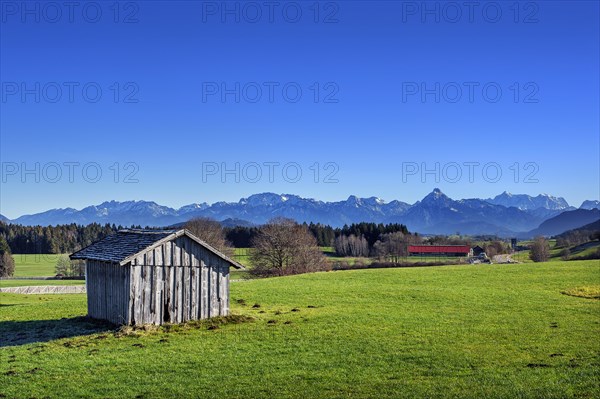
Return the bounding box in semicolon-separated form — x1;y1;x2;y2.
1;260;599;398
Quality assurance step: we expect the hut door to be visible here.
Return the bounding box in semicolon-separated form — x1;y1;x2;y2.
162;291;170;323
162;267;172;324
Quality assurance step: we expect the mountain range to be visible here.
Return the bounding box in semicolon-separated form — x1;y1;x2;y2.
580;200;600;210
1;190;598;237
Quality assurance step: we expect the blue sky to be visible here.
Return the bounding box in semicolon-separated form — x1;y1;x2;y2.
1;0;598;218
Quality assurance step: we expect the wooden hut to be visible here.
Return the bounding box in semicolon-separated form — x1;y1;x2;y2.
70;229;243;326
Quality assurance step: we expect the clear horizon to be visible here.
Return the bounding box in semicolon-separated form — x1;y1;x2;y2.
1;188;595;220
1;1;599;219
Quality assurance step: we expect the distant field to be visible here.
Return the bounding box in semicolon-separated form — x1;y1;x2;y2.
323;247;468;266
320;246;335;254
232;248;466;271
326;255;374;265
230;268;256;280
511;250;534;263
548;241;600;260
231;248;253;279
11;254;61;277
2;254;84;288
567;241;600;259
233;247;253;266
1;260;598;398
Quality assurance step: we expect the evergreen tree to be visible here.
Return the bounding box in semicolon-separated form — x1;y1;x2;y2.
0;235;15;277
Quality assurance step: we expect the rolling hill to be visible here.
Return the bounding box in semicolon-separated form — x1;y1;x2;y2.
526;209;600;237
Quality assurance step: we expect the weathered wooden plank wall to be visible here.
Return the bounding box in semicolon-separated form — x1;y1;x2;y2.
86;261;130;325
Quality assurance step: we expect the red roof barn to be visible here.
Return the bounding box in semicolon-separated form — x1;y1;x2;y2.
408;245;472;256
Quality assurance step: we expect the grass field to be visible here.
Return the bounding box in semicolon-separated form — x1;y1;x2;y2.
320;247;468;267
0;254;84;288
1;260;599;398
232;248;466;276
565;242;600;260
10;254;62;277
230;248;254;280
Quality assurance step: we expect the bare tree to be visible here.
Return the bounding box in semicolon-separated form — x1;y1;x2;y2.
483;241;507;258
334;234;369;257
334;234;348;256
529;236;550;262
560;248;571;261
185;217;233;257
250;218;328;276
386;232;409;262
371;232;412;262
372;240;387;260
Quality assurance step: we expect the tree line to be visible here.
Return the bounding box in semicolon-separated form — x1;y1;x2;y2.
225;222;410;249
0;220;412;255
555;229;600;249
0;222;135;254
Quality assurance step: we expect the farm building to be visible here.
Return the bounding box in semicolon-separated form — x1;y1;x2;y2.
408;245;472;257
472;245;485;257
70;229;243;326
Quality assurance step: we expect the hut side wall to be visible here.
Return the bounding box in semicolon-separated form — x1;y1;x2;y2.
86;260;131;325
127;236;230;325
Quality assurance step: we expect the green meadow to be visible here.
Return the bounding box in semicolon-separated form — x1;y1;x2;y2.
1;260;599;398
10;254;62;277
0;254;85;288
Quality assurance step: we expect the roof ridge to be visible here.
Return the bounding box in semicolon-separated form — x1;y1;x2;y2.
70;228;243;269
118;229;179;233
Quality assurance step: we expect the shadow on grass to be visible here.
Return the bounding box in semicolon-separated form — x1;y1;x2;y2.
0;317;115;348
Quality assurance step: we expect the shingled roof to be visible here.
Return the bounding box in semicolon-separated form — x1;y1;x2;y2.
70;229;243;268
